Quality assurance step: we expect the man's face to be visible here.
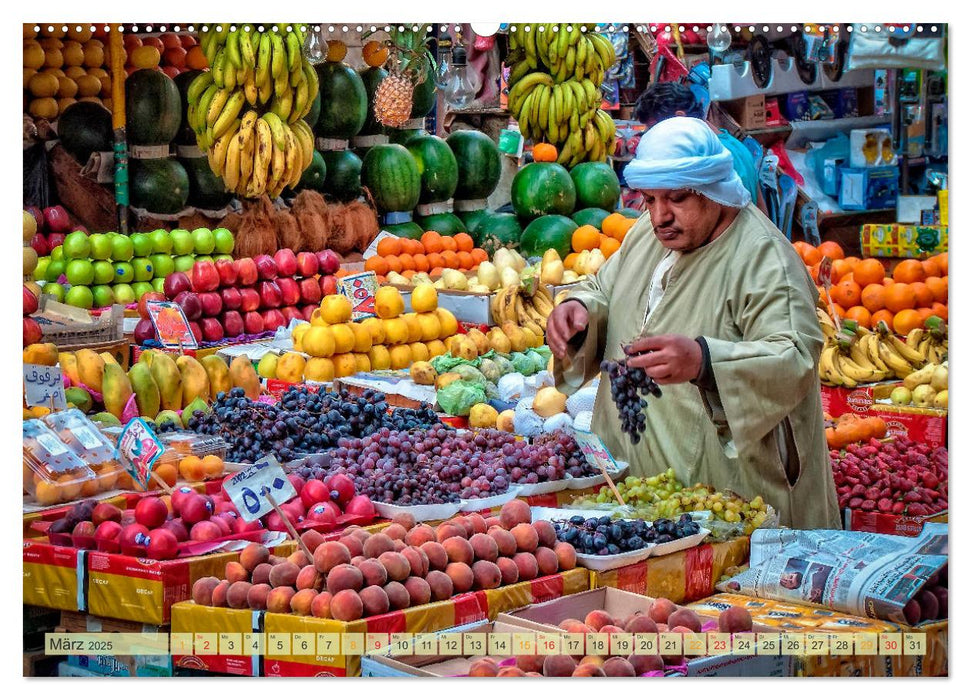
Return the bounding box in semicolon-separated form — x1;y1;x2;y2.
641;188;725;252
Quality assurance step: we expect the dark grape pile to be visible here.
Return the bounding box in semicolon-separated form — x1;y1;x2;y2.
601;357;662;443
553;514;700;555
188;387;443;463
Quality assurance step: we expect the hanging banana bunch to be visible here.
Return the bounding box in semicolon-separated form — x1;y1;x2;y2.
186;23;319;199
506;23;617;167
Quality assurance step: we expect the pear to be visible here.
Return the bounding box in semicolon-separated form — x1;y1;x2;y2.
912;384;936;408
257;352;279;379
933;390;948;410
155;410;183;431
930;364;948;392
890;386;912;406
182;397;210;427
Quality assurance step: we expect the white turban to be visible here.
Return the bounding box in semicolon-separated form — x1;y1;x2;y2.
623;117;752;209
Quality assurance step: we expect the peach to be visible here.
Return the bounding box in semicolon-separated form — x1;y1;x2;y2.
192;576;220;605
511;552;538;580
382;523;408;541
534;547;559;576
553;542;577;571
403;576;431;605
599;624;624;634
247;583;272;610
484;516;501;529
558;619;590;633
211;580;229;607
251;563;273;586
488;527;517;557
603;657;636;677
339;534;364;557
515;655;544;672
401;546;429;578
326;564;364;594
313;541;351;574
649;597;678;624
296;564;320;591
420;541;448;571
226;581;252;608
625;614;659;634
542;655;576;677
579;655;604;667
442;536;474;565
425;570;454;601
362;533;395;558
471;560;501;590
383;581;410;610
584;610;614;631
239;543;270;571
349;528;371;544
391;512;416;530
358;558;388;587
268;561;300;588
287;550;311;568
628;653;664;675
301;529;326;552
310;591;332;618
511;523;539;552
435;522;466;543
360;585;390;617
465;513;487;534
469;533;499;562
266;586;295;613
225;562;249;584
450;517;472;537
499;499;531;529
351;555;366;566
445;562;474;593
525;672;543;677
533;520;557;548
268;555;287;565
496;666;527;677
290;588;316;616
330;589;364;621
656;623;669;633
404;524;436;547
668;608;702;633
572;663;605;677
496;557;519;585
718;605;753;633
378;551;410;581
468;658;499;677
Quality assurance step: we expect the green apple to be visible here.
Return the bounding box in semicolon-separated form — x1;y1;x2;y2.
92;260;115;285
150;254;175;279
196;255;214;265
130;232;152;257
212;227;234;254
132;257;155;282
192;227;215;255
63;231;91;259
45;259;66;282
88;233;112;260
113;262;135;284
149;228;173;254
65;259;95;286
35;258;50;281
110;235;134;262
65;284;94;309
173;255;196;272
171;229;193;255
152;277;167;293
50;245;64;262
91;284;115;308
132;282;154;300
112;283;136;305
43;282;66;302
213;254;234;262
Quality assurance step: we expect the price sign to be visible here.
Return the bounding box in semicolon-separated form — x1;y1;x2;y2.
338;272;378;320
364;231;397;260
573;430;620;471
146;300;198;349
117;418;165;490
23;364;66;409
223;455;296;523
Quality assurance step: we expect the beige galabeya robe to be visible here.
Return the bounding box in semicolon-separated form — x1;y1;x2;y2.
554;204;840;530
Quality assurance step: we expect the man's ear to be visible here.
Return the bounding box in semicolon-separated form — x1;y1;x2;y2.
674;110;687;117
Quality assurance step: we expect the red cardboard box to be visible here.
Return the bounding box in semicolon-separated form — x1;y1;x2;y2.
820;385;947;448
23;540;84;611
843;507;948;536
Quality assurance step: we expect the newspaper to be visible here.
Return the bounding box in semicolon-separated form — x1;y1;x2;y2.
716;523;947;624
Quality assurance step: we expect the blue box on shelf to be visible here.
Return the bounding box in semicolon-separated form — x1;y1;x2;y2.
838;166;899;211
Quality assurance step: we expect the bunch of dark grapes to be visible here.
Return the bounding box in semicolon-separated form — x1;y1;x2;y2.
531;430;599;479
601;357;662;443
553;514;699;555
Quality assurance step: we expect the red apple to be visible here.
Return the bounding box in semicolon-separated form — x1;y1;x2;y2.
243;311;264;334
239;288;261;312
221;310;244;338
30;233;49;256
326;473;356;506
214;258;238;287
94;520;122;548
134;318;155;343
161;518;189;542
137;291;166;319
43;205;71;232
306;501;341;526
343;495;375;520
72;520;96;540
47;232;66;250
26;206;44;231
319;275;338;296
280;306;302;324
164;271;192;299
300;479;330;509
236;257;258;285
259;280;282;308
174;291;202;321
254;254;278;280
190;520;222;542
299;278;322;305
119;523;151;555
189;321;203;343
180;493;213;525
200;317;224;342
191;261;220;292
92;502;122;526
24;317;42;346
277;277;301;306
198;291;223;317
317;250;340;275
24;286;39;315
220;287;242;310
261;309;286;332
147;528;180;560
296;252;319;277
274;248;298;277
301;305;316;322
134;496;169;529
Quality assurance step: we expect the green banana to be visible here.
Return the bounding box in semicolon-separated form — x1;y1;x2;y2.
261;112;288;150
226;30;242;69
270;32;286;80
285;30;301;73
256;32;272;86
187;71;213;105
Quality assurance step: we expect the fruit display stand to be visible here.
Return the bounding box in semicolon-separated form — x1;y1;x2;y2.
23;540;86;611
333;372;435;410
57;610;172;677
821;384;947;449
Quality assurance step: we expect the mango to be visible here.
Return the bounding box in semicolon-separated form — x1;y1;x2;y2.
23;342;58;366
176;355;210;407
91;411;121;427
128;363;161;418
201;355;232;397
138;349;156;366
155;409;183;431
59;352;81;386
149;352;182;412
100;351;119;366
64;386;93;413
182;396;209;427
102;362;133;419
276;352;306;383
75;348;105;392
229;355;260;400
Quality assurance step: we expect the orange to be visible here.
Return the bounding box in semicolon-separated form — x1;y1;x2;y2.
600;237;621;257
885;283;917;313
871;309;894;328
412;253;429;272
925;276;947;303
564;252;579;270
831;279;861;309
864;416;888;439
937;254;948;275
202;454;224;479
832;303;846;318
831;259;853;283
441;250;460;269
572;225;600;252
384;255;403;273
843;256;861;270
429;267;443;277
792;241;811;258
397;253;415;271
376;237;402;257
916;307;935;325
426;252;445;270
364;256;389;276
532;143;558;162
420;231;443;254
817;241;844;260
883;277;894;287
456;251;474;270
407;238;425;255
920;257;942;278
155;461;177;487
440;235;458;252
892;309;923;335
471;248;488;264
929;302;948;321
844;306;871;328
802;246;823;266
892;259;925;284
453;232;474;252
911;282;933;308
402;270;415;280
860;284;886;312
854;258;885;287
185;45;208;70
601;213;627;238
362;40;389;67
809;263;821;283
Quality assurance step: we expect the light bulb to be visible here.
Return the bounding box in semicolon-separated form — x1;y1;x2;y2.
305;27;325;63
443;46;476;109
434;32;452;88
707;24;732;53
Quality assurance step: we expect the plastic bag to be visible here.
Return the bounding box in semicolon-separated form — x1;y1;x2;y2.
513;399;544;437
492;354;515;377
436;380;487;417
566;386;598;417
534;345;552;363
511;352;536;375
573;411;594;432
543;413;574;434
431;353;476;374
452;364;487;386
524;349;547;374
498;373;526;402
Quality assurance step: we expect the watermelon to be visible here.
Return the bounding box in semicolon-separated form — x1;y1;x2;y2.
126;69;182;145
173;70;202;146
511;162;577;219
519;215;577;259
572;207;611;229
618;207;643;219
315;63;367;139
305;92;322;130
458;209;490;234
57;101;112;163
298;150;327;192
471;212;522;256
358;66;388;137
361;144;420;213
181;156;233;210
410;56;437;118
570;162;622;211
446;130;502;200
130;158;190;214
416;213;466;236
383;221;424;240
321;151;362;202
407;134;458;204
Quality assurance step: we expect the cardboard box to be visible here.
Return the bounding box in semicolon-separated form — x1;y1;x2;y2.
59;611;172;677
820;385;947;448
497;588;792;677
860;224;948;259
23;540;84;611
726;95;766;130
843;507;947;536
171;602;262;677
839;166;899;211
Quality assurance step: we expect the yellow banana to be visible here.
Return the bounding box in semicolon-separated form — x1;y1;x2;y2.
261;112;287;150
206;88;232;128
255;32;272;86
223;133;242;191
209;126;236;177
252;117;272;195
212;90;245;140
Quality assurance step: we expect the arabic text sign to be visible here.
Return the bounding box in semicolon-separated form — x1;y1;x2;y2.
24;364;66;409
223;456;297;523
117;418;165;489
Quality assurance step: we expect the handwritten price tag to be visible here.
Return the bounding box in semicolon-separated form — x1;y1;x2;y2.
573;429;619;471
23;364;66;409
146;300;198;349
338;272;378;320
222;455;296;523
117;418;165;490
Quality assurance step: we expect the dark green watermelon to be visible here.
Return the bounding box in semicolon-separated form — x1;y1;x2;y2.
446;130;501;200
511;162;577;218
570;161;622;211
173;69;202;146
406;134;458;204
130;158;190;214
305;92;322;130
458;208;490;234
321;150;362;202
315;63;367;139
383;221;424;239
410;56;437;118
471;212;522;256
572;207;611;229
57;101;112;163
358;66;388;137
361;143;420;213
618;207;643;219
519;215;577;259
126;69;182;145
298;150;327;192
387;127;421;146
180;156;232;210
415;212;465;236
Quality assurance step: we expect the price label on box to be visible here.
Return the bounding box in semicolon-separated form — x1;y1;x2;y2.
223;455;297;522
23;364;66;409
339;272;378;320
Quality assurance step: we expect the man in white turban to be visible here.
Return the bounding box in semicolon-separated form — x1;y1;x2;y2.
548;118;839;530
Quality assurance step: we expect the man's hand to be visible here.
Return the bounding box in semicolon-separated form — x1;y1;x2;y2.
626;334;703;385
547;300;589;358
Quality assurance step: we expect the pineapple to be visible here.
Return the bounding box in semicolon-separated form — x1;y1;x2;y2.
374;72;414;128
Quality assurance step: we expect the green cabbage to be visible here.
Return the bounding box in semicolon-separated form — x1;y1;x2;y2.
436;380;487;417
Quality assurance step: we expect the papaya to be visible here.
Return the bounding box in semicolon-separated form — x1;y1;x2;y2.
229;355;260;400
75;348;105;393
150;352;182;412
175;355;210;407
128;363;161;418
200;355;231;397
102;363;134;419
138;349;156;366
100;352;119;366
